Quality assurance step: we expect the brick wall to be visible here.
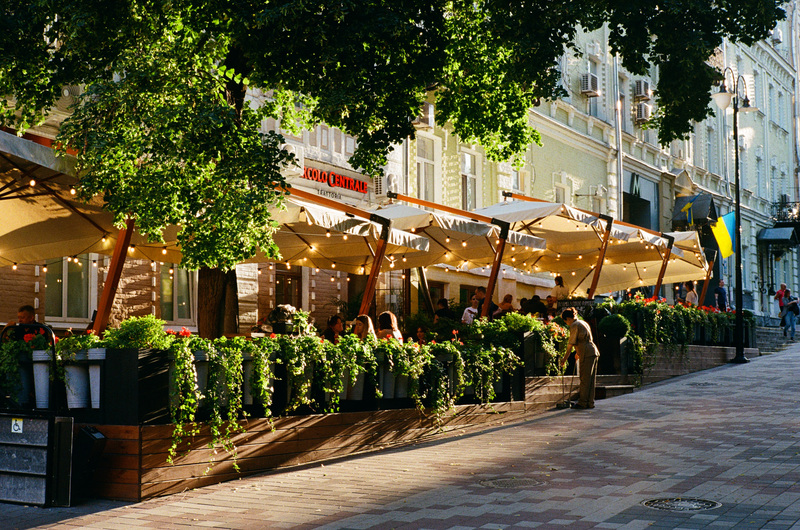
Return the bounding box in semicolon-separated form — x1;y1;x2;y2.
105;258;156;327
0;263;43;325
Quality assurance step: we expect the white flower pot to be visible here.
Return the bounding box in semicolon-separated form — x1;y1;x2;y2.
64;351;89;409
31;350;52;409
87;348;106;409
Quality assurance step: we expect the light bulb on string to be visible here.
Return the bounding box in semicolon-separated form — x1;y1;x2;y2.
331;262;336;269
326;230;331;238
70;187;76;196
461;240;467;247
343;234;348;240
12;263;17;270
29;179;35;187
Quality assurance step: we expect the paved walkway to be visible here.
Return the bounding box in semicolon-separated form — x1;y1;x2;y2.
7;343;800;529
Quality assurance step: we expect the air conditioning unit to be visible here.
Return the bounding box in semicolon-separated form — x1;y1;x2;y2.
411;102;434;130
281;144;304;177
375;173;398;198
635;103;651;124
580;73;600;97
772;28;783;44
634;80;651;101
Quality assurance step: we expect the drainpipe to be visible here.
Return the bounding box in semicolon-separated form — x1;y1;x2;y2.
613;55;624;219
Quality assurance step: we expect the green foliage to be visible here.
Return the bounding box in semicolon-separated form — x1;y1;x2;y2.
597;314;631;339
166;336;203;464
103;315;173;350
55;332;100;358
0;340;29;401
0;0;785;268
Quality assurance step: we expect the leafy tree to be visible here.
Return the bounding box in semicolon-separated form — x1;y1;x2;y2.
0;0;784;335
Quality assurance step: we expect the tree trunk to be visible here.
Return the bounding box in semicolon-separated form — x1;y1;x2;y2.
197;267;240;338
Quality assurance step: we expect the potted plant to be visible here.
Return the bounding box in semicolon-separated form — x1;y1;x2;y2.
597;313;632;375
0;339;32;407
56;332;100;408
103;314;173;350
25;329;55;409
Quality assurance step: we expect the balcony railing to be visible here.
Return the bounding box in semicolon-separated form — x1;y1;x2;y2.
770;201;800;224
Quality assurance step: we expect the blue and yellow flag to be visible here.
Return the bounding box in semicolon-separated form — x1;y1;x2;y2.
681;195;698;226
711;212;736;258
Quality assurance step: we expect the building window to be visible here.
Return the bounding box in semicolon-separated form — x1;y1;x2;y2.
554;185;566;204
160;264;196;323
768;84;775;123
511;169;522;193
706;126;716;174
416;136;435;202
753;71;761;110
45;254;96;320
275;265;302;308
320;126;329;150
461;152;477;210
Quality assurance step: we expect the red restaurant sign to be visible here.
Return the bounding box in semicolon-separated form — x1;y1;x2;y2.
302;167;368;194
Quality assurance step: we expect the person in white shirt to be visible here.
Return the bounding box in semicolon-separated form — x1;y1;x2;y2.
551;275;569;300
462;295;480;325
684;280;698;306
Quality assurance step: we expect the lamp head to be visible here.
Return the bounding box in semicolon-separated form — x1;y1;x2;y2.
738;95;758;113
712;83;733;110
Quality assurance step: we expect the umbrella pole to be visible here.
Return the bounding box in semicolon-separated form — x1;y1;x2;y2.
652;234;675;298
417;266;436;315
359;223;390;316
698;251;717;306
587;215;614;299
483;220;510;318
91;218;134;335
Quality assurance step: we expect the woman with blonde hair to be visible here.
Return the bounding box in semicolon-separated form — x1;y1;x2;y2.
351;314;376;340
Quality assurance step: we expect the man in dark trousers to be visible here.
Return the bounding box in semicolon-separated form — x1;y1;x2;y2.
714;279;728;311
560;308;600;410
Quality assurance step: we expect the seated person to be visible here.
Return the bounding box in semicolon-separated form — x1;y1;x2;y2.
433;298;457;323
351;314;376;340
493;294;516;318
322;314;344;344
377;311;403;341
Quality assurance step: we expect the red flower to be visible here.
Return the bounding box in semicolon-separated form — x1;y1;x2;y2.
452;329;458;335
179;327;191;337
430;340;437;345
269;333;277;339
166;329;177;335
23;333;34;343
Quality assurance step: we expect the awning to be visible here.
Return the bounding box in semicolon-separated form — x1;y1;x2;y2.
672;193;717;229
367;202;545;270
757;227;799;246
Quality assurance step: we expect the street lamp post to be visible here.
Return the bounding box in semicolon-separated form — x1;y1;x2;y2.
712;67;755;363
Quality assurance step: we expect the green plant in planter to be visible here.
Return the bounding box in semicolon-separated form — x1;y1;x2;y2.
55;332;100;360
103;315;173;350
374;338;432;410
166;334;205;463
249;335;279;414
316;333;377;412
426;338;466;415
597;314;631;340
205;336;246;468
276;334;322;412
0;339;30;402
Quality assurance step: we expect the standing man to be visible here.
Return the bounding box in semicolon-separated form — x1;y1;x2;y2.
560;308;600;410
474;286;498;319
714;279;728;311
776;283;787;336
782;289;798;342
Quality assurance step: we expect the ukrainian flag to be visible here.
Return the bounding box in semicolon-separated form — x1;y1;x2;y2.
711;212;736;258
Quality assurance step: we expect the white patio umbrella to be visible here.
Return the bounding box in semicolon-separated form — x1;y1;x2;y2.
366;202;545;270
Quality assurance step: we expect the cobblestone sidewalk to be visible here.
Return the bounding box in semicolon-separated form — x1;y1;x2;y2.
7;344;800;529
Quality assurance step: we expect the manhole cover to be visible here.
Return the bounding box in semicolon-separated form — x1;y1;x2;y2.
479;477;545;488
642;498;722;512
687;382;716;387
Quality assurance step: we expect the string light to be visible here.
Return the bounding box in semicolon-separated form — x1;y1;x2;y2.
268;263;273;270
461;240;467;247
330;276;335;282
286;262;291;270
70;187;76;196
343;234;348;240
326;230;331;238
445;237;450;243
12;263;17;270
169;267;174;275
162;247;167;255
29;179;35;187
402;256;407;263
92;260;97;267
43;266;48;273
258;268;262;275
331;262;336;269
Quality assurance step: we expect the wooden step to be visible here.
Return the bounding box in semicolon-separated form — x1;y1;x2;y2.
595;385;634;400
